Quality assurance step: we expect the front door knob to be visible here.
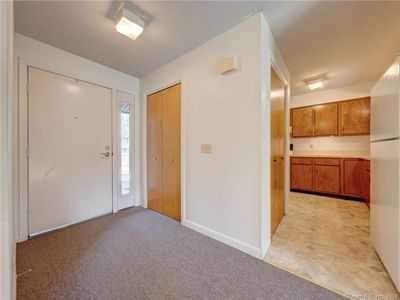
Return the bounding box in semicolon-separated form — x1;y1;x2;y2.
101;152;110;158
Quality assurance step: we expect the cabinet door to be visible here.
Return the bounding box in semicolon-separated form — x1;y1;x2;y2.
361;160;371;207
290;163;313;191
314;103;338;136
313;165;340;194
339;97;370;135
291;106;313;137
343;159;363;197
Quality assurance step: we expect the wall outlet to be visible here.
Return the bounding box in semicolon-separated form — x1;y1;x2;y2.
201;144;212;153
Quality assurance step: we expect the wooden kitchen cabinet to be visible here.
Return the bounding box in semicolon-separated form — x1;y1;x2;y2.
314;103;338;136
291;157;370;206
291;97;370;138
361;160;371;207
290;159;313;191
313;158;341;194
339;97;370;135
342;159;364;197
291;106;313;137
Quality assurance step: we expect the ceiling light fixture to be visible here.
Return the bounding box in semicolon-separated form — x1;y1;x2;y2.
307;78;324;90
115;8;145;40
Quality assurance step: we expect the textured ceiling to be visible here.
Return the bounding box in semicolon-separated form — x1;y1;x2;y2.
14;1;400;95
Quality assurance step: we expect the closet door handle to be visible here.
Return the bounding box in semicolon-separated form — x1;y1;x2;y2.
273;159;278;189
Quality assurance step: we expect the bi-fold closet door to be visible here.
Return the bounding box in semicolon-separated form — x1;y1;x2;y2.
147;84;181;221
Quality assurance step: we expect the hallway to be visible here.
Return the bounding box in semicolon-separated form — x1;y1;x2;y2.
265;192;399;298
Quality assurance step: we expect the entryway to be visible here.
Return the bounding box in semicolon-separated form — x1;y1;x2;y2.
27;67;113;236
146;83;181;221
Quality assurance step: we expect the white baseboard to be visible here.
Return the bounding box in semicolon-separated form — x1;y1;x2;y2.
182;219;263;259
261;238;271;259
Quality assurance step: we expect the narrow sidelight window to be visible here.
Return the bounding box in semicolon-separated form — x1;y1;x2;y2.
120;101;131;196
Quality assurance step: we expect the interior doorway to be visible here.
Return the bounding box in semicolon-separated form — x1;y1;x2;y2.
270;67;286;235
27;67;113;236
146;83;181;221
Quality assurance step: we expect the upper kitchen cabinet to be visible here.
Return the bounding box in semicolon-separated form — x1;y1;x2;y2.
314;103;339;136
339;97;370;135
291;106;313;137
290;97;370;138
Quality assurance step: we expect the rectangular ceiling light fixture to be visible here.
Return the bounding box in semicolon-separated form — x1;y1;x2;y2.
115;8;144;40
307;78;324;90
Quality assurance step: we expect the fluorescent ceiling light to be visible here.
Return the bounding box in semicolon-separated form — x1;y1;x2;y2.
115;8;144;40
307;79;323;90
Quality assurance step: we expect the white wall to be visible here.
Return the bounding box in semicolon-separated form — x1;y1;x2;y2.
141;13;289;259
290;82;374;156
14;34;141;242
1;1;14;299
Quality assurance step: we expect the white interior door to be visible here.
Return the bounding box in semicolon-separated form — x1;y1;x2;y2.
28;67;113;235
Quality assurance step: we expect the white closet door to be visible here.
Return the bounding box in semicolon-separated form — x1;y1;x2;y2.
28;67;112;235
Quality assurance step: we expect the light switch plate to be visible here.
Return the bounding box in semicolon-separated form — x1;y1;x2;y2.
201;144;212;153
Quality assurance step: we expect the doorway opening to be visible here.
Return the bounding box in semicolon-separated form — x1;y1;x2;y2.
265;71;398;297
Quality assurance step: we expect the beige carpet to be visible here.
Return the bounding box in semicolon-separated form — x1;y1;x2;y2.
17;207;344;300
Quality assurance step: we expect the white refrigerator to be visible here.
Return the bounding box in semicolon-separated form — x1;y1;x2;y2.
370;56;400;291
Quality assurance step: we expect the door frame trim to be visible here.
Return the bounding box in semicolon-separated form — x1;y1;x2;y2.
16;58;119;241
142;78;186;223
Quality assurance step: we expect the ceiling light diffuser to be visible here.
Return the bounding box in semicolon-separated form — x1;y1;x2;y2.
307;79;324;90
115;8;144;40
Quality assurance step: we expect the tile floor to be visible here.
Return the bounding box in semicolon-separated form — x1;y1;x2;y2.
265;192;399;299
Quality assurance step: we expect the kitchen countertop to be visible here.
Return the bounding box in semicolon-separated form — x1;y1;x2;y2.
291;154;370;160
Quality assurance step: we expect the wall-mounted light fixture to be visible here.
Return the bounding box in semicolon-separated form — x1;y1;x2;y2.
115;8;145;40
307;78;324;90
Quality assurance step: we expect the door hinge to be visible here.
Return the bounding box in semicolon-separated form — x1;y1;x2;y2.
26;84;30;95
26;147;30;158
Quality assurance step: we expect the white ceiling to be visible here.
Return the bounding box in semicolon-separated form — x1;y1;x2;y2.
14;1;400;95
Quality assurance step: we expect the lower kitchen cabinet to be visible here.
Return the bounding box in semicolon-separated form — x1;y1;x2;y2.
290;156;370;205
361;160;371;207
291;163;313;191
342;159;364;197
314;164;341;194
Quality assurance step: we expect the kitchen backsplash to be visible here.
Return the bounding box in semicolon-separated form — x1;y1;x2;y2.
291;135;370;157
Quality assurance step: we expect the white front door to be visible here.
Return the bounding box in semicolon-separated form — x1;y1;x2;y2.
28;67;113;235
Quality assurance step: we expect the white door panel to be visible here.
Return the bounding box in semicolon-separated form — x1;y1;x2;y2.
28;67;112;235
